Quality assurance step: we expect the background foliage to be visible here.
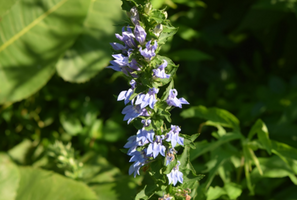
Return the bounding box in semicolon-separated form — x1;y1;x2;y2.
0;0;297;199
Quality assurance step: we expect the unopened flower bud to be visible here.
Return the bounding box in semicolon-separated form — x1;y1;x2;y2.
129;7;139;25
69;158;75;166
163;11;168;19
58;155;66;162
153;24;163;37
144;3;152;14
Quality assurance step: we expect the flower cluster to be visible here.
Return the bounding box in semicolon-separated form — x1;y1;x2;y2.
108;2;190;197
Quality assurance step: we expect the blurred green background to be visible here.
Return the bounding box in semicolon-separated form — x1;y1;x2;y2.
0;0;297;199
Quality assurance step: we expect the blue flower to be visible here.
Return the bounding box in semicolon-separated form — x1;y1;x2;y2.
167;161;183;186
118;80;136;105
123;135;138;155
116;26;136;48
136;128;155;144
107;54;129;72
153;60;170;79
139;40;157;60
110;42;126;51
135;87;159;109
165;148;177;166
128;149;148;177
122;105;150;124
134;25;147;45
166;125;184;148
147;135;166;158
166;89;189;108
129;59;141;71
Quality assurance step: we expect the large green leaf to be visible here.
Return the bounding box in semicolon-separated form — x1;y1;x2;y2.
15;167;98;200
0;0;91;104
0;153;20;200
181;106;240;132
81;152;139;200
56;0;124;83
0;0;19;17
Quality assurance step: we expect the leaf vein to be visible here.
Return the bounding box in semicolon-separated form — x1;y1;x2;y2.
0;0;69;53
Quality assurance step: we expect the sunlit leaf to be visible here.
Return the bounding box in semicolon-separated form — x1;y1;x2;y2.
15;166;98;200
248;119;272;154
206;186;226;200
271;140;297;160
0;153;20;200
224;182;242;200
56;0;124;83
0;0;18;17
0;0;91;104
181;106;241;132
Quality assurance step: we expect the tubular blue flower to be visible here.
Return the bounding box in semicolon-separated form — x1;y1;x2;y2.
122;105;150;124
117;79;136;105
129;59;141;71
165;148;177;166
134;25;147;45
166;89;189;108
128;149;149;177
167;161;183;186
110;42;126;51
107;54;129;72
124;135;138;155
139;40;157;60
137;128;155;144
147;135;166;158
107;54;129;71
166;125;184;148
135;87;159;109
153;60;170;79
116;27;136;48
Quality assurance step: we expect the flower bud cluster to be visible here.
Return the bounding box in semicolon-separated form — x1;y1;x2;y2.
48;141;83;179
108;2;190;195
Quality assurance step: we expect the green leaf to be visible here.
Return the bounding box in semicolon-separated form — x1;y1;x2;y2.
206;186;226;200
56;0;124;83
158;26;178;46
80;152;139;199
8;139;33;165
15;166;97;200
0;0;18;17
224;183;242;200
135;185;157;200
248;119;272;154
251;156;297;185
271;140;297;160
160;79;174;101
181;106;241;132
0;153;20;200
190;133;242;161
0;0;91;104
181;133;200;149
59;113;83;136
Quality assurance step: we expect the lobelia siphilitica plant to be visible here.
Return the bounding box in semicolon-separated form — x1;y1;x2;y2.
107;0;204;199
